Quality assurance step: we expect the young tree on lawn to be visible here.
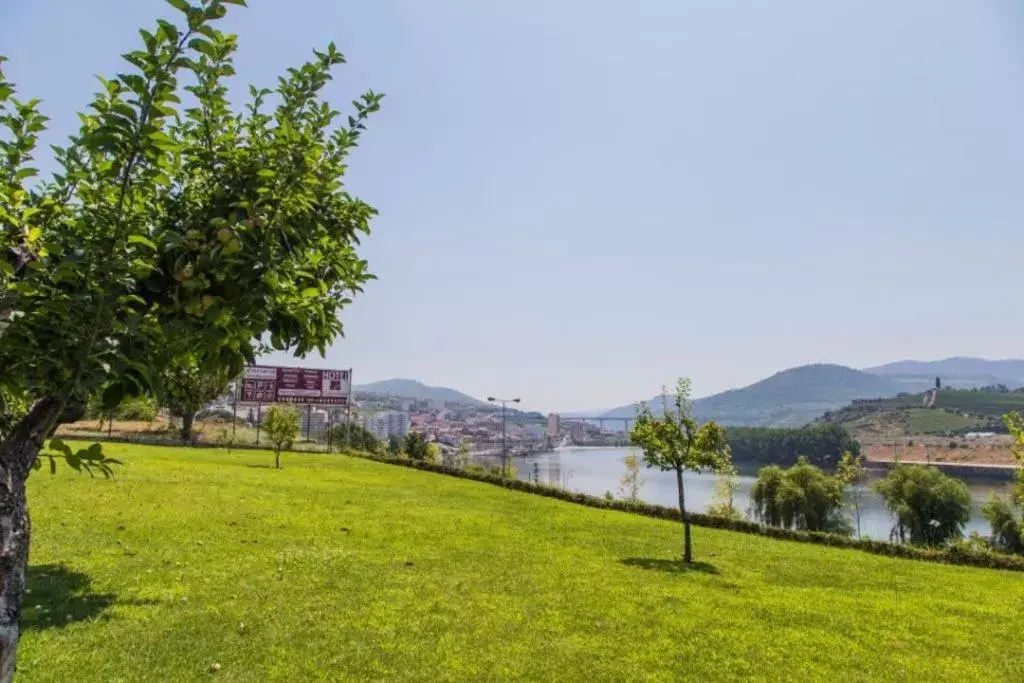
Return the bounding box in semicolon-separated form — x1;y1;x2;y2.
629;378;730;563
617;450;645;503
706;462;742;521
836;450;866;538
0;1;382;675
263;406;299;469
162;357;235;443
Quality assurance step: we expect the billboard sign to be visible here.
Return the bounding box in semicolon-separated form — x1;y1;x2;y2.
240;365;352;406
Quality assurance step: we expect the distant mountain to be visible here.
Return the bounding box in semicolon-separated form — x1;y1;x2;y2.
864;357;1024;387
602;364;902;428
354;379;484;405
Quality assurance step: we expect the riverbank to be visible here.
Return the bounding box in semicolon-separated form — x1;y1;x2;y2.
861;438;1017;466
519;447;1015;540
864;458;1017;480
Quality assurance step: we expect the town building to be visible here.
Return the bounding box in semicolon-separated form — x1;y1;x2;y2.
547;413;560;436
361;411;411;440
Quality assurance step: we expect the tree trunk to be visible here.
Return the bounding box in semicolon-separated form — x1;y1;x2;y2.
0;397;61;682
275;450;281;469
180;411;195;444
675;467;692;563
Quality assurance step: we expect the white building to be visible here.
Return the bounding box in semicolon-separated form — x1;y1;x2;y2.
361;411;411;440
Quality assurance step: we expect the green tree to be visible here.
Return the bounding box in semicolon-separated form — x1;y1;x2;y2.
835;450;867;538
629;378;730;563
0;1;381;672
263;406;299;469
403;431;430;461
874;465;971;546
724;423;859;466
981;495;1024;553
617;450;645;503
1003;412;1024;502
982;412;1024;553
162;357;234;443
325;421;378;452
750;457;849;534
388;435;402;456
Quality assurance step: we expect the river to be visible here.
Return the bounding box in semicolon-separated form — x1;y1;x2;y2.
508;447;1013;541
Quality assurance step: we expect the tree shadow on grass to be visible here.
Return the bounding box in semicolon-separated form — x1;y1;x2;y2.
22;564;156;630
620;558;721;575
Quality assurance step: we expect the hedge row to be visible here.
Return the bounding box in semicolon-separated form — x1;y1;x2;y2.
348;451;1024;573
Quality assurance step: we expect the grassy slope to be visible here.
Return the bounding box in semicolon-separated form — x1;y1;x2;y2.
825;389;1024;438
904;409;984;435
20;445;1024;681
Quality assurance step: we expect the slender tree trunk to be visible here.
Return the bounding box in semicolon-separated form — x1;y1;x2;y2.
0;397;61;682
275;450;281;469
180;411;195;444
675;467;692;563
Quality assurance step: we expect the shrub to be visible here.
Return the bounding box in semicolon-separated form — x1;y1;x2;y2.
403;431;430;461
117;396;159;422
874;465;971;546
324;422;379;452
196;408;237;423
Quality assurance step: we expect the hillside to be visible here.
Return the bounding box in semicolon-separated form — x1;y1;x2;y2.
817;387;1024;437
603;364;901;427
865;357;1024;389
354;378;484;405
23;444;1024;681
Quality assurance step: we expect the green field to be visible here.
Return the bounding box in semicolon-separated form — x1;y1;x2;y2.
821;389;1024;436
904;408;984;435
20;445;1024;681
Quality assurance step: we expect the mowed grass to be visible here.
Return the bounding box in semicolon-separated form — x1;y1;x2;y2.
20;446;1024;681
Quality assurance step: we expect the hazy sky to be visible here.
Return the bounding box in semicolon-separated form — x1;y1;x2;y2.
5;1;1024;412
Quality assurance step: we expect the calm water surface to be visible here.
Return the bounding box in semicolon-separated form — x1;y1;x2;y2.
509;447;1012;541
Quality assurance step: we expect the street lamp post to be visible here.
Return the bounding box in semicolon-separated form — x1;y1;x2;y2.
487;396;520;476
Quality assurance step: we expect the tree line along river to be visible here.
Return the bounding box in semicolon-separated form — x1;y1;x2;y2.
506;447;1013;541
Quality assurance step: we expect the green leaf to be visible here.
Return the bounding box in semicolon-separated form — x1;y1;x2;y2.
300;287;320;299
156;19;179;44
188;38;216;57
128;234;158;250
166;0;191;12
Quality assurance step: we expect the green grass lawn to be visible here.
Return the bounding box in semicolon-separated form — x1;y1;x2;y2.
20;445;1024;681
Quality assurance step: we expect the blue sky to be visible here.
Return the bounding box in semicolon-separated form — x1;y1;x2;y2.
5;1;1024;412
